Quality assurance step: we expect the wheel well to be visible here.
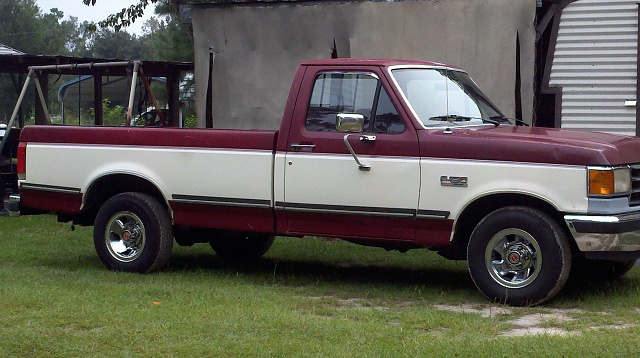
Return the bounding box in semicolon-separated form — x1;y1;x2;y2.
72;174;167;226
438;193;570;260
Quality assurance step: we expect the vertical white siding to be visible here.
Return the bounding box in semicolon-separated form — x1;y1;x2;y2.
549;0;638;135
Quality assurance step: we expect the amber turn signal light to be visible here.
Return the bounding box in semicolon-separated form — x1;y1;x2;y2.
588;168;631;196
589;170;614;195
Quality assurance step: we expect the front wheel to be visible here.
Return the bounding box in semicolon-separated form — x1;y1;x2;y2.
94;192;173;273
467;206;571;306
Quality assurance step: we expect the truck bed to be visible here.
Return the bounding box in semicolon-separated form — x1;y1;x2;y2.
19;125;279;232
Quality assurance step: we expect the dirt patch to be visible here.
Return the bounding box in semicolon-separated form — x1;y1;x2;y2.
433;303;512;318
301;297;634;336
433;304;636;337
337;298;390;311
301;295;391;312
502;310;579;337
433;304;579;336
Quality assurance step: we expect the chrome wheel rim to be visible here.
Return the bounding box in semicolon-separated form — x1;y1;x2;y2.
105;211;146;262
485;228;542;288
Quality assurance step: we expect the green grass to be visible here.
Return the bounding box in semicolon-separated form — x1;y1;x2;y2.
2;215;640;357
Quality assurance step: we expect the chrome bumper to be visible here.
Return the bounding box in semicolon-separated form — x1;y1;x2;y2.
565;212;640;252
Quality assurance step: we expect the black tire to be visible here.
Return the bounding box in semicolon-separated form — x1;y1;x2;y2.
94;192;173;273
467;206;572;306
572;257;636;282
209;233;274;260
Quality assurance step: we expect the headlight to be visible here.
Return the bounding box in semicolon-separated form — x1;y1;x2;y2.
588;167;631;196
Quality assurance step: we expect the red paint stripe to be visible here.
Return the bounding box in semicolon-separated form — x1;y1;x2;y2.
19;189;83;213
19;126;278;151
284;211;416;241
170;202;275;234
415;218;454;248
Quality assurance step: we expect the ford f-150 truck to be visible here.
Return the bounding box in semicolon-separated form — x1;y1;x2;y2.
15;59;640;306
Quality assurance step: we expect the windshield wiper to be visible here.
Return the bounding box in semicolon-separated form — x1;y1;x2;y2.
429;114;500;127
490;115;530;126
429;114;472;122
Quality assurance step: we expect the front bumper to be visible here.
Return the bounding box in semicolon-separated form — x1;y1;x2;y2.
565;212;640;256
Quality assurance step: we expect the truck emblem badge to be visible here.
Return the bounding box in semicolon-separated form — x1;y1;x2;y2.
440;176;468;187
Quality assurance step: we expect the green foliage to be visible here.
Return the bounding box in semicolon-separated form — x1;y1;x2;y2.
0;0;66;55
82;0;159;32
183;114;197;127
89;99;127;126
143;15;193;62
0;3;79;122
81;0;195;62
87;29;154;60
0;0;196;60
0;74;21;124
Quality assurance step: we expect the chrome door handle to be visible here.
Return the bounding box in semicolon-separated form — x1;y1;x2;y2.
359;135;377;143
290;143;316;151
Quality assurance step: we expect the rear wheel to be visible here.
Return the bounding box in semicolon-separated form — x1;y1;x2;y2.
467;206;571;306
209;233;274;260
94;192;173;273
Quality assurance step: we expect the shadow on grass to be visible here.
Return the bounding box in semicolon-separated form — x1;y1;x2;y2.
164;250;479;299
37;244;640;306
554;269;640;305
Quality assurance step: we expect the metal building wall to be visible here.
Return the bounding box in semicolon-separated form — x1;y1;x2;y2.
192;0;536;130
549;0;638;135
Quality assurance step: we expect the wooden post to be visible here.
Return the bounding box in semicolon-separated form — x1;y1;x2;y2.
94;75;103;125
138;67;167;126
167;68;180;127
34;71;49;125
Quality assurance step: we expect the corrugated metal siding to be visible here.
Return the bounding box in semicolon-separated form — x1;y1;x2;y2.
0;43;24;56
549;0;638;135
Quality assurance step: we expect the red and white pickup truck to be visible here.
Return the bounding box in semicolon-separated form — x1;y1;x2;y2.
15;59;640;306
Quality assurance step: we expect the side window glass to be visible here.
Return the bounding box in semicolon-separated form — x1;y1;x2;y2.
373;88;405;134
306;73;378;132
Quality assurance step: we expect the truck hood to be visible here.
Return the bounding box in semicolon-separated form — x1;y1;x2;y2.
419;126;640;166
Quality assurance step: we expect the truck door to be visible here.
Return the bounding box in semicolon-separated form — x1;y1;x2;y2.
280;69;421;241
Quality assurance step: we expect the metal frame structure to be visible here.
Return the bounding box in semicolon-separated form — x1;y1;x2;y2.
0;61;177;152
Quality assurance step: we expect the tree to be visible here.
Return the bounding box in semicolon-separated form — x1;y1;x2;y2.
0;0;79;55
82;0;155;32
82;0;159;32
82;0;194;39
143;1;193;62
90;29;154;60
81;0;195;62
0;1;85;122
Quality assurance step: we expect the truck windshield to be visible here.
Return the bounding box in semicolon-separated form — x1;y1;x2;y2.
391;68;505;128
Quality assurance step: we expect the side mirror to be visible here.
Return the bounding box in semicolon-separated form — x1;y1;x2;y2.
336;113;365;133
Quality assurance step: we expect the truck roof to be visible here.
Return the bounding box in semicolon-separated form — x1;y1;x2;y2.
300;58;462;70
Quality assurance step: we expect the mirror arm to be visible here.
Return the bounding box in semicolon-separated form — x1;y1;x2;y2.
343;134;371;171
